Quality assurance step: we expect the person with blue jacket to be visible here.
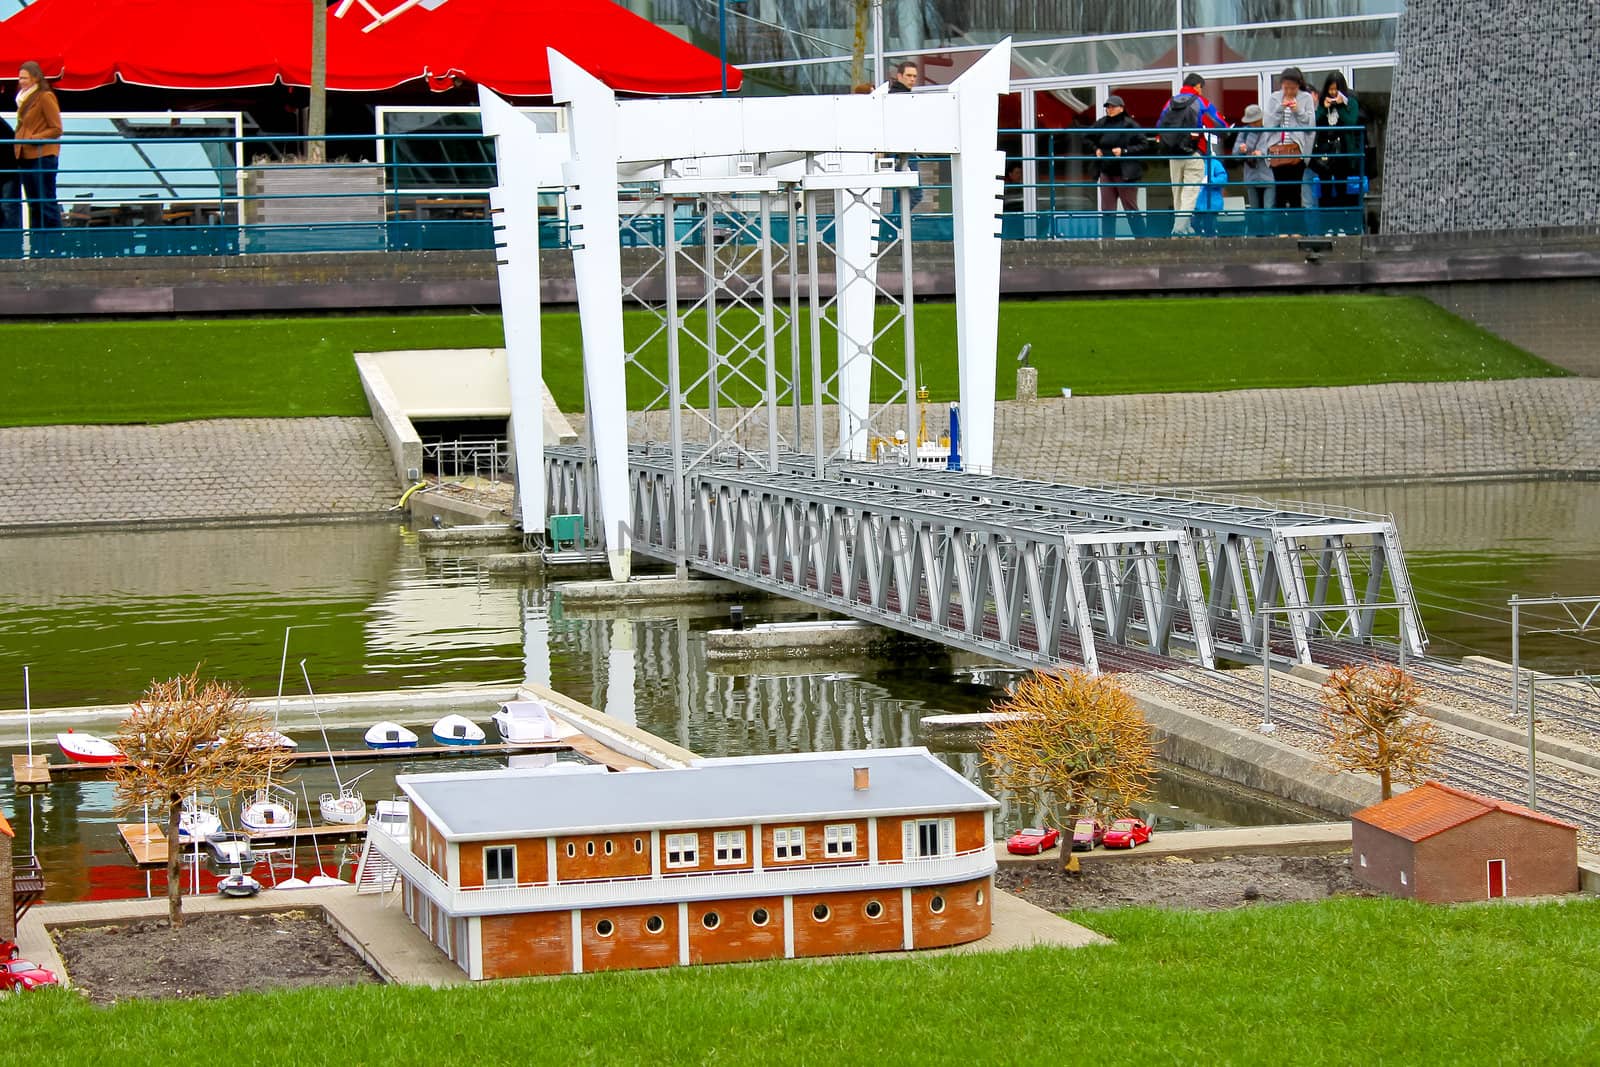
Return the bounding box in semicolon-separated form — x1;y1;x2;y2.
1159;73;1225;236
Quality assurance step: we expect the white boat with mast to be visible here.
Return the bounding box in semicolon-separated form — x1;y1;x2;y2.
300;782;348;887
241;628;299;834
178;793;224;843
302;660;370;826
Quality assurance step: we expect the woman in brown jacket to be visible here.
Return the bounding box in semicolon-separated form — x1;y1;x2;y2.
15;61;62;229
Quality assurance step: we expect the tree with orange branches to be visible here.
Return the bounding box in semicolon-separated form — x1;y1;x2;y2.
980;669;1156;829
1318;663;1441;800
109;669;291;926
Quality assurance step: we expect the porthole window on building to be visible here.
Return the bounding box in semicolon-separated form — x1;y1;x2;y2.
930;895;946;914
604;840;614;856
751;907;770;927
646;914;664;934
596;919;615;937
565;842;576;858
976;888;985;907
864;899;883;920
634;837;645;854
703;911;721;930
585;841;596;857
812;902;831;922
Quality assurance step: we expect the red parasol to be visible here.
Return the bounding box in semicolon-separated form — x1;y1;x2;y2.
0;0;741;95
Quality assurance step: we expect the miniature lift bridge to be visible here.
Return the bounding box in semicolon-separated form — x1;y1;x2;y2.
486;44;1422;673
481;44;1010;584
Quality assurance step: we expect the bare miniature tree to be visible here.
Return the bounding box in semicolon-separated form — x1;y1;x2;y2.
109;670;290;926
1318;664;1441;800
980;669;1156;828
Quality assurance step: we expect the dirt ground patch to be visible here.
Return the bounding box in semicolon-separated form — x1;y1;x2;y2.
995;852;1373;912
53;909;380;1004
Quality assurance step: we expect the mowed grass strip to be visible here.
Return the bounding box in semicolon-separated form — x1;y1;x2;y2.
5;897;1598;1065
1;294;1559;427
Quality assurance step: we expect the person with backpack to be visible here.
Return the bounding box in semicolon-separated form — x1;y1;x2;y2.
1087;95;1148;238
1157;74;1224;236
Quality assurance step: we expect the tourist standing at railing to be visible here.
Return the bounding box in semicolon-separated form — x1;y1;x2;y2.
0;113;19;242
1232;105;1274;218
1158;74;1224;237
14;61;62;230
1312;72;1363;227
1263;68;1315;232
1088;95;1148;239
886;61;923;218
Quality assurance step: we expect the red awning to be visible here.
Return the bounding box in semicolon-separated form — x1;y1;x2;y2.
0;0;741;95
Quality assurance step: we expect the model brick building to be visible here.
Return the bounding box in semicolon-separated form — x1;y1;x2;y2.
370;748;1000;979
1351;781;1579;903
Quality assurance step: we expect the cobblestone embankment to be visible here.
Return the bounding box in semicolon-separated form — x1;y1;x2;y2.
0;417;399;529
609;378;1600;488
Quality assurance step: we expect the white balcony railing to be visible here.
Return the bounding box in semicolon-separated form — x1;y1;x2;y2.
371;833;995;917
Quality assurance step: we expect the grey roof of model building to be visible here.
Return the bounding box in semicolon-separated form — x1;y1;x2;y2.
398;747;997;840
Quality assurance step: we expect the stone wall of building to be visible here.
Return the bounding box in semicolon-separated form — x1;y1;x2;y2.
1383;0;1600;233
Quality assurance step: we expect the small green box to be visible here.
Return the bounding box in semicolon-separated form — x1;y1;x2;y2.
548;514;585;549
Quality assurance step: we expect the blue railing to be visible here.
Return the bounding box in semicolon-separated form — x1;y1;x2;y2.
0;124;1367;260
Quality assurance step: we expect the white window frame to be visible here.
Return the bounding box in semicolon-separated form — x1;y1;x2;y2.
665;832;699;869
772;826;806;861
483;844;517;887
713;830;747;866
904;817;956;860
824;823;857;857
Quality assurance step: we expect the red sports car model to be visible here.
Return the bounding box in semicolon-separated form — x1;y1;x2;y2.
1101;818;1152;849
0;957;60;993
1005;826;1061;855
1070;817;1106;851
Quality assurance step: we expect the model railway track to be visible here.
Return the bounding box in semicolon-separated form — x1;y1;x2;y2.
1148;668;1600;834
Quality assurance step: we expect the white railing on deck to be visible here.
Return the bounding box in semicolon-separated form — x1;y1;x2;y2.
371;833;993;916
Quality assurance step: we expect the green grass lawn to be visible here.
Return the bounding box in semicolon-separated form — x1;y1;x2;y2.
5;896;1598;1064
0;294;1560;427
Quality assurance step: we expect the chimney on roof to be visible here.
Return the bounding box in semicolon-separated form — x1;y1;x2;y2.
853;766;870;791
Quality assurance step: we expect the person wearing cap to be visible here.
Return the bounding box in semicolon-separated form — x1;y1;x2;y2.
1088;94;1148;238
1263;67;1316;231
1232;103;1274;219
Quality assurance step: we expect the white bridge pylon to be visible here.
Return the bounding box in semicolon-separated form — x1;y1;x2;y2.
481;44;1011;581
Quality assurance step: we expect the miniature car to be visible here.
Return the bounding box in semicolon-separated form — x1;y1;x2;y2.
0;957;60;993
1005;826;1061;855
1101;818;1152;849
1070;817;1106;851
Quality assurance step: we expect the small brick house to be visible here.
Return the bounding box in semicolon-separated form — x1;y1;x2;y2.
1351;781;1579;903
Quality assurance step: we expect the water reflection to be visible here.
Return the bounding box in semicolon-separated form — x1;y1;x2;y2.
4;479;1597;899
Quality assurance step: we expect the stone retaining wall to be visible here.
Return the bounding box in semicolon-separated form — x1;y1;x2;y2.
0;417;399;529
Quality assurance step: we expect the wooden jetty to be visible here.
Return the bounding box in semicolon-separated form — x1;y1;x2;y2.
117;823;168;866
33;739;580;782
12;753;50;794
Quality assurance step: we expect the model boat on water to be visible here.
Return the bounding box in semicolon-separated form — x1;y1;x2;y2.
56;730;123;765
370;799;409;839
492;700;560;743
431;714;486;747
364;721;419;749
240;782;298;833
319;779;370;825
178;797;224;843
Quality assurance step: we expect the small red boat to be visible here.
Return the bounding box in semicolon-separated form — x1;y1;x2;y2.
56;729;124;765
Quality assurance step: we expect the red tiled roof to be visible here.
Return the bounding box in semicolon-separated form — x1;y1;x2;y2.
1353;780;1578;842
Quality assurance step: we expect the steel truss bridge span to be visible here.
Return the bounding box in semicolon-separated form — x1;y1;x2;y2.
820;462;1425;666
548;447;1215;674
